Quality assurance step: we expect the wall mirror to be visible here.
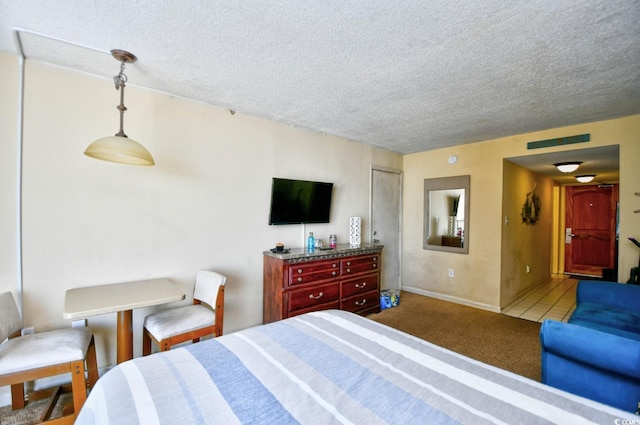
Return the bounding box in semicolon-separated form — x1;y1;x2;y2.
423;175;470;254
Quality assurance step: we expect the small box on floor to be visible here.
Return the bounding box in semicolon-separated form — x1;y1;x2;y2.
380;289;400;310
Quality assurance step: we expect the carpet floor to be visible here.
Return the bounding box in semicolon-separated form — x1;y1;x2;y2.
0;391;71;425
369;291;542;381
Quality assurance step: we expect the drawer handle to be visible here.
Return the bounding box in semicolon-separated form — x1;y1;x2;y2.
346;261;351;266
373;264;377;268
332;263;338;268
346;268;351;273
355;299;367;306
332;271;337;276
355;282;367;289
297;277;303;282
373;257;377;261
297;269;303;274
309;292;324;300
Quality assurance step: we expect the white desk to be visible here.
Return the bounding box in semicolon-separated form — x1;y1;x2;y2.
64;278;185;364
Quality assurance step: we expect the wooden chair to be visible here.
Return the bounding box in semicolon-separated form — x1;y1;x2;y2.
143;270;226;355
0;291;99;423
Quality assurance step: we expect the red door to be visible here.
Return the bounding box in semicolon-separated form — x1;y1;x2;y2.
564;184;618;277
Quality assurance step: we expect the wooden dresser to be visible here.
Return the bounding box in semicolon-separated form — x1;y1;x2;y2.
263;244;383;323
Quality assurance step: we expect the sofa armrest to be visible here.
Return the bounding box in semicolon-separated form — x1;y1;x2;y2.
576;280;640;310
540;319;640;379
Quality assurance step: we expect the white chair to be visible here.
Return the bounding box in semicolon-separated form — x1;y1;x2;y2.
0;291;98;423
143;270;226;355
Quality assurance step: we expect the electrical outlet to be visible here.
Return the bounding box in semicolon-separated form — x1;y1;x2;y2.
21;327;34;336
448;269;455;278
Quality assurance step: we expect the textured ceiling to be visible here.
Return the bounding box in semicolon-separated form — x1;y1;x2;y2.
1;1;639;159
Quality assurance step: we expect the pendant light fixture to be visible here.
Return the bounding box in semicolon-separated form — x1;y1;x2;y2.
84;49;155;166
554;162;581;173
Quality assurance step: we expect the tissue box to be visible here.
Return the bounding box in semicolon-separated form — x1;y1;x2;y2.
380;289;400;310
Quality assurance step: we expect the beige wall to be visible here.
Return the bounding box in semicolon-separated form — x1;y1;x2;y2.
500;161;553;306
0;55;402;371
402;115;640;310
0;53;19;307
403;140;505;310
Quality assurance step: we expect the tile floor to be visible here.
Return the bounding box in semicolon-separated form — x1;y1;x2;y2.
502;275;578;323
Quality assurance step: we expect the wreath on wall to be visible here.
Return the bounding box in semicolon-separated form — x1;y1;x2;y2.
521;185;541;225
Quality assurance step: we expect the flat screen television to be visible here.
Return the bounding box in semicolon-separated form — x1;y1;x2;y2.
268;178;333;225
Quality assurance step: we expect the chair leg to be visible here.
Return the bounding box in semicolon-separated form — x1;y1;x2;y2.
70;359;88;415
143;329;171;354
10;382;25;410
86;336;99;389
215;285;225;337
142;330;152;356
39;386;63;422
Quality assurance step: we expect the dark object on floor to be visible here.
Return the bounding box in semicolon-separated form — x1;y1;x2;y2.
629;237;640;284
629;267;639;284
568;275;602;281
602;268;616;281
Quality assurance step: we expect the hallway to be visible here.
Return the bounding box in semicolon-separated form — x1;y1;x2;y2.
502;275;577;324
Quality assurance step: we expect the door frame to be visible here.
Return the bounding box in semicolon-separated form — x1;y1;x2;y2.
370;165;403;290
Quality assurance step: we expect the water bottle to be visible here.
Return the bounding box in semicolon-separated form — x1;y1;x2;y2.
307;232;315;252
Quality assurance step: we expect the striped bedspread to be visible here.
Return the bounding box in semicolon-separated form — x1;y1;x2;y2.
77;309;634;424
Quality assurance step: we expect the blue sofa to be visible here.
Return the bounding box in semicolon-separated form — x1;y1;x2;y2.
540;280;640;412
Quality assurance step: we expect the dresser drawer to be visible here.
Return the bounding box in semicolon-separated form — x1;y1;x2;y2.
287;301;341;318
340;290;380;313
288;282;340;312
341;254;379;275
341;273;379;298
288;260;340;285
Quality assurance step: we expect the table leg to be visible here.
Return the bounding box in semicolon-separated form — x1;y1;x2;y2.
116;310;133;364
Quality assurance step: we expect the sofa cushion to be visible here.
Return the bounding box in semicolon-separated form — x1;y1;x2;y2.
570;302;640;334
569;318;640;342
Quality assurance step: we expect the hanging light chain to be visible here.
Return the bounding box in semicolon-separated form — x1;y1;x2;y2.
114;61;128;90
114;61;129;138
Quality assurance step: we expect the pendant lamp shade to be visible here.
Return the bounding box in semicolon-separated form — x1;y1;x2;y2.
85;49;155;166
554;162;581;173
576;175;595;183
84;135;155;166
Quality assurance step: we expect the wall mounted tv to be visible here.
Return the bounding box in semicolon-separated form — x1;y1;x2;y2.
268;178;334;225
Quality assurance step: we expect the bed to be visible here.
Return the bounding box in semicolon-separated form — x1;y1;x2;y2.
76;309;634;424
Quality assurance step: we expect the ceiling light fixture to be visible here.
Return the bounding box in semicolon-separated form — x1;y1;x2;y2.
84;50;155;166
576;175;595;183
554;162;582;173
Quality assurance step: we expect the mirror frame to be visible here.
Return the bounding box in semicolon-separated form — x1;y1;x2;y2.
423;175;470;254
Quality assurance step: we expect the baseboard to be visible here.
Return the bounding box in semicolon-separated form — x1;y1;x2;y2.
401;286;501;313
